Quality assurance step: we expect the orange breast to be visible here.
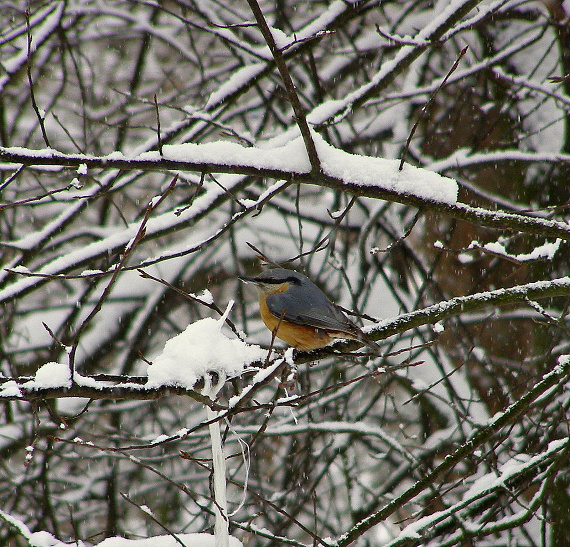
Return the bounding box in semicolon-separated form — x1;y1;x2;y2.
259;296;332;350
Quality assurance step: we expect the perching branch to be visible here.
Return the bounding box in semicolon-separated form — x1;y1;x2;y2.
4;276;569;405
295;276;570;359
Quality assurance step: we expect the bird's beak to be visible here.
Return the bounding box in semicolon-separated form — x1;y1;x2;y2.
238;275;259;284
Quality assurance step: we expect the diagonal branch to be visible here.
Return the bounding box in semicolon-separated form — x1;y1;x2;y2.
245;0;320;173
294;276;570;359
335;357;570;546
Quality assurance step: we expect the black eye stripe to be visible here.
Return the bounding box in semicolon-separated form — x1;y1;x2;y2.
258;276;300;284
256;277;283;284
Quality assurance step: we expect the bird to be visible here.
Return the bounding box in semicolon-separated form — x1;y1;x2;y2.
238;268;381;354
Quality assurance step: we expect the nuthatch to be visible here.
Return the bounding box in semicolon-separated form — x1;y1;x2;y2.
239;268;381;353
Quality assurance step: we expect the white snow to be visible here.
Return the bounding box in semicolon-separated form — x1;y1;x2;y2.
29;531;68;547
23;362;72;389
227;359;285;408
470;239;562;262
146;316;266;389
135;132;458;204
313;133;458;204
0;380;22;398
0;510;72;546
433;322;445;333
190;289;215;305
9;265;31;273
554;354;570;374
141;136;311;173
205;63;266;109
0;3;65;92
464;438;569;500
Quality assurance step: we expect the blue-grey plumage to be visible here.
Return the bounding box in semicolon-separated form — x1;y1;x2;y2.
239;268;381;353
263;269;358;334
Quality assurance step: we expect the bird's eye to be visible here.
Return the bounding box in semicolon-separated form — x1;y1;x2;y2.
286;276;301;285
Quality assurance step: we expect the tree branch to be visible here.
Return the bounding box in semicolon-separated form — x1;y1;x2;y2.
335;357;570;546
1;146;568;241
245;0;321;173
0;375;223;409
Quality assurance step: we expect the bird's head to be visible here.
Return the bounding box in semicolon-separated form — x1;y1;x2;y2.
238;268;306;295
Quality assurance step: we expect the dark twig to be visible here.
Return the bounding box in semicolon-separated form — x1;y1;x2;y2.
370;210;422;254
400;46;468;170
154;93;163;156
0;165;26;193
245;0;321;173
67;176;178;371
120;493;188;547
285;195;358;264
137;268;242;338
336;359;570;546
25;10;51;148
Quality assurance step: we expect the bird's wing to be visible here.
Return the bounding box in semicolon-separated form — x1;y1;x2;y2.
266;290;357;335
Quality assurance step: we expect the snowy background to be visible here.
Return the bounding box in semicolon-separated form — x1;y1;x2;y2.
0;0;569;546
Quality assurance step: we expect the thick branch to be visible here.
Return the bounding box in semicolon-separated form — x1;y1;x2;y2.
1;147;569;241
0;375;224;409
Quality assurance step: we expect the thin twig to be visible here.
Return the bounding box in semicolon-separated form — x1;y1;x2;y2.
400;46;468;171
25;10;51;148
137;268;242;338
120;493;189;547
285;195;358;264
0;165;26;193
370;210;422;254
154;93;163;156
67;176;178;371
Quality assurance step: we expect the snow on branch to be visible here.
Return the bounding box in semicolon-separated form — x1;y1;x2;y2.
0;177;290;303
4;279;569;406
0;371;225;409
312;0;486;120
300;276;570;355
0;133;457;203
1;138;568;248
335;355;570;546
383;438;569;546
0;2;65;93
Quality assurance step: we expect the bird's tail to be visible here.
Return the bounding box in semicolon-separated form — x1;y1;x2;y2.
356;331;382;356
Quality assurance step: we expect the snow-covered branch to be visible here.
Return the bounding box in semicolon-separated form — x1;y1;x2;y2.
336;355;570;546
2;141;569;249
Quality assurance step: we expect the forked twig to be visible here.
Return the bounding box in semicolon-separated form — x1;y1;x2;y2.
67;176;178;370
